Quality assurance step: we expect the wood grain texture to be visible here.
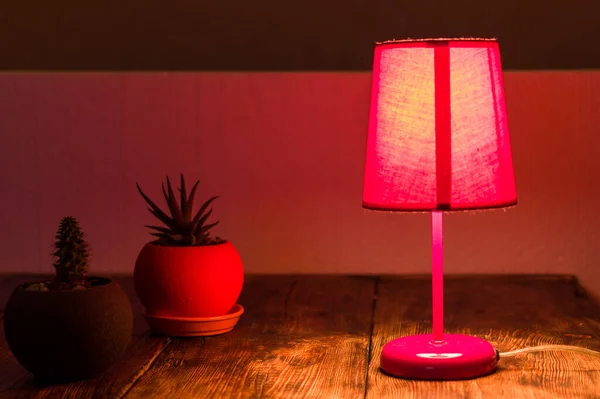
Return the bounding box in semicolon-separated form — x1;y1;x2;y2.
367;275;600;399
1;274;599;398
121;275;376;399
0;275;170;399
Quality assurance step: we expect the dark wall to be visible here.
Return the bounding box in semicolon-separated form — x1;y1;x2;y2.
1;0;599;70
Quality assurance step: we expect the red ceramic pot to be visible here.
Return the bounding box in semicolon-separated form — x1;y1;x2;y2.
134;241;244;320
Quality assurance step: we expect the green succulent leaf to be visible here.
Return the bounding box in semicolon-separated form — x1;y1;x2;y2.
195;233;209;243
195;220;219;236
179;174;188;217
183;180;200;221
148;208;178;231
144;225;172;234
138;175;221;246
190;196;219;229
137;183;176;228
149;232;167;238
191;207;213;232
163;178;185;229
167;233;185;242
194;221;219;242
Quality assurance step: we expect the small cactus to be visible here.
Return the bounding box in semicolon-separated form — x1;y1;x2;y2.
51;216;90;287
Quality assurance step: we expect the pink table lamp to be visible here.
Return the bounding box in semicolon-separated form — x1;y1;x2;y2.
363;38;517;380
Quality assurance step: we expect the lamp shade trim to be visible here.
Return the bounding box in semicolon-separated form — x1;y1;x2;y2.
377;38;498;48
362;199;518;212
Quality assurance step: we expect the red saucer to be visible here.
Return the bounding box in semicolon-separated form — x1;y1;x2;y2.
144;304;244;337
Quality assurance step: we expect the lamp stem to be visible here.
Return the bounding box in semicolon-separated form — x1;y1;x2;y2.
431;211;444;342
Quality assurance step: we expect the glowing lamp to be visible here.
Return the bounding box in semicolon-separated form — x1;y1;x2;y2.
363;38;517;380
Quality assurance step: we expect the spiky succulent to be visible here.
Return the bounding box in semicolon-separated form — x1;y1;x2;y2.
137;174;222;246
52;216;90;285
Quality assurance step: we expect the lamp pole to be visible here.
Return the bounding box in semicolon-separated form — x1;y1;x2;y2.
431;211;444;343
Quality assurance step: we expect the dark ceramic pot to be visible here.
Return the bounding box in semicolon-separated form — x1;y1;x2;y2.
3;277;133;382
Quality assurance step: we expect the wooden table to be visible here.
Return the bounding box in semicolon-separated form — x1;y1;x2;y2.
1;275;599;398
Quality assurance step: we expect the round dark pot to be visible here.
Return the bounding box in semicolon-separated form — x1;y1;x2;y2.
3;277;133;382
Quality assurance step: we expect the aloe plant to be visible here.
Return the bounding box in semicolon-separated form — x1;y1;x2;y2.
136;174;223;246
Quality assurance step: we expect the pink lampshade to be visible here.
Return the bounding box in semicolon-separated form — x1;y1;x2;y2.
362;38;517;211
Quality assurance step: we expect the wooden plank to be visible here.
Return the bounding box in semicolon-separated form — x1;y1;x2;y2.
367;275;600;399
365;370;600;399
0;275;170;399
2;274;599;398
121;275;376;399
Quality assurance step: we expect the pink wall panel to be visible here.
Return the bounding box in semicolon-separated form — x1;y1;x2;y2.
0;71;599;299
0;75;42;272
121;74;199;268
25;74;124;273
194;73;402;274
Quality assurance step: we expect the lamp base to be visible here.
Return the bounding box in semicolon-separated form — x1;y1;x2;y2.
380;334;498;380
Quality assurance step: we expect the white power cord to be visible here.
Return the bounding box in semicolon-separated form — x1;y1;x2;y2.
499;345;600;358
